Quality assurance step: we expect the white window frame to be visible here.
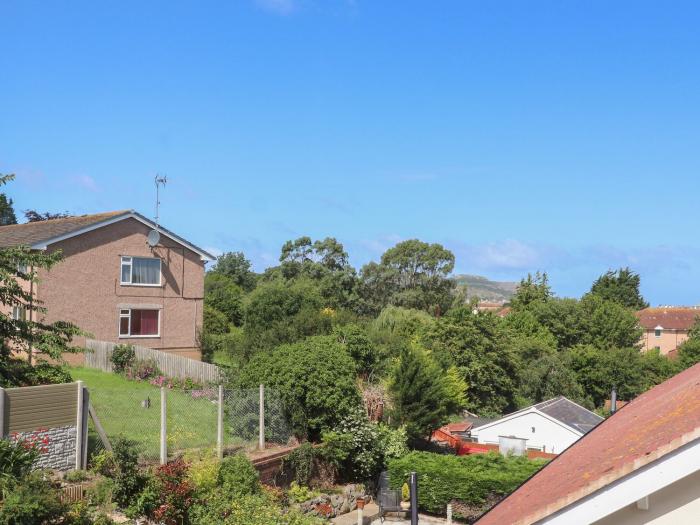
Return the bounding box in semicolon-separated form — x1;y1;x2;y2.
11;306;26;321
120;256;162;287
654;326;663;338
118;308;160;338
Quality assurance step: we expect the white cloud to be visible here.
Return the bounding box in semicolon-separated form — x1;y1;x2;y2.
455;239;544;271
255;0;296;15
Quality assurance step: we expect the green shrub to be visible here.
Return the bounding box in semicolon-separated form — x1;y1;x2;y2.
387;451;546;516
217;454;260;498
110;344;136;373
127;459;194;525
185;450;220;495
377;424;409;461
0;472;67;525
64;469;89;483
190;492;326;525
285;442;316;486
204;305;230;335
95;438;147;509
0;439;40;496
27;362;73;385
233;335;362;440
320;409;382;483
87;477;115;509
125;358;160;381
287;481;320;503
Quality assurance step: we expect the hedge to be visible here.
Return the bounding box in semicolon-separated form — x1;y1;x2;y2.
387;451;546;515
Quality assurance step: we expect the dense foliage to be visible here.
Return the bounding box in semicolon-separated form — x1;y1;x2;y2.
232;335;362;439
388;452;546;517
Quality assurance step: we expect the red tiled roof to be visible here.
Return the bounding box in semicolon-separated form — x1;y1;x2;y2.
445;422;472;433
476;362;700;525
636;307;700;330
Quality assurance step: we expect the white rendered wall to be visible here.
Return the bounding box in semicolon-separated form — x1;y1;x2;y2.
472;410;580;454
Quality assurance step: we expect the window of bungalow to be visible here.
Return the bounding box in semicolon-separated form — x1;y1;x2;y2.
120;256;161;286
119;309;159;337
654;327;662;338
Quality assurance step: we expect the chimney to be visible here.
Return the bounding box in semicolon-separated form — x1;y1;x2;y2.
611;386;617;414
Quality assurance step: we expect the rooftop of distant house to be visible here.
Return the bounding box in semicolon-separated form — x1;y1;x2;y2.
636;306;700;330
472;396;603;435
0;210;215;260
476;362;700;525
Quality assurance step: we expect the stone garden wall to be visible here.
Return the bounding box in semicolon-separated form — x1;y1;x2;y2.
10;425;77;471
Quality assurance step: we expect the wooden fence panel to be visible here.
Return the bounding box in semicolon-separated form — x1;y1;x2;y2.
84;339;223;384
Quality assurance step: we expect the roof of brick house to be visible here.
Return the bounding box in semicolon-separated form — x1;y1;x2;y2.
475;362;700;525
636;307;700;330
0;210;215;260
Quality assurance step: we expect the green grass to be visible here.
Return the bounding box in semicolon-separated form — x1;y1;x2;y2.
71;367;229;460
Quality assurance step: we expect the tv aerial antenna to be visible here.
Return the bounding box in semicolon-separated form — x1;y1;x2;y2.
149;175;167;247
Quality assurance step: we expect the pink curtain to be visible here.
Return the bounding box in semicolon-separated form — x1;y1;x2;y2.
133;310;158;335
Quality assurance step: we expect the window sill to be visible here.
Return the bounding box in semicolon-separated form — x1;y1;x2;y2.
119;283;163;288
118;335;161;339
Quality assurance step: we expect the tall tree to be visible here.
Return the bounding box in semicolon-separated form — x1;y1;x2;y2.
509;271;552;310
358;240;456;316
0;173;17;225
268;236;358;309
389;344;451;441
421;307;519;416
212;251;257;292
588;267;648;310
204;272;244;326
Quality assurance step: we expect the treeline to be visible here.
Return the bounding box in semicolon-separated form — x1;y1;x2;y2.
203;237;700;441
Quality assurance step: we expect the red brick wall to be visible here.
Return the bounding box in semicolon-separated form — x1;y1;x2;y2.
35;218;205;360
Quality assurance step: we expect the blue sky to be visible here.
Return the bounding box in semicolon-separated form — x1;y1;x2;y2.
1;0;699;304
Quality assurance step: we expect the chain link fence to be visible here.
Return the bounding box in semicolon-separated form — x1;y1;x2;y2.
86;385;292;465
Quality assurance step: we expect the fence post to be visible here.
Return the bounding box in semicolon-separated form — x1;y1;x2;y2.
0;387;5;439
217;385;224;459
75;381;84;470
80;387;90;469
160;387;167;465
259;384;265;451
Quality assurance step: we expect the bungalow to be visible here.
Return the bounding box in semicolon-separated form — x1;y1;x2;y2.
0;210;214;360
469;397;603;454
636;306;700;356
476;361;700;525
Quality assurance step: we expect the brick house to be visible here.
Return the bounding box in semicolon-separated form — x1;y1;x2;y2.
0;210;214;361
636;307;700;356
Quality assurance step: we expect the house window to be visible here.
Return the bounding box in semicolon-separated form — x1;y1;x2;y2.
654;328;662;338
119;309;159;337
16;262;27;275
120;257;161;286
11;306;26;321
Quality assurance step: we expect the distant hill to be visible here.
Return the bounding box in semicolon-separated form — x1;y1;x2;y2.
453;274;518;303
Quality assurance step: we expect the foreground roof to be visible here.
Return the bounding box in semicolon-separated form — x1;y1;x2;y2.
0;210;215;261
476;362;700;525
472;397;602;435
636;307;700;330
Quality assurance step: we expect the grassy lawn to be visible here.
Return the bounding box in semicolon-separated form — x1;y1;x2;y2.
71;367;227;460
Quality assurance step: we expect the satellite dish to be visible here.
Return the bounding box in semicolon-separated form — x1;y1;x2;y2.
147;229;161;247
